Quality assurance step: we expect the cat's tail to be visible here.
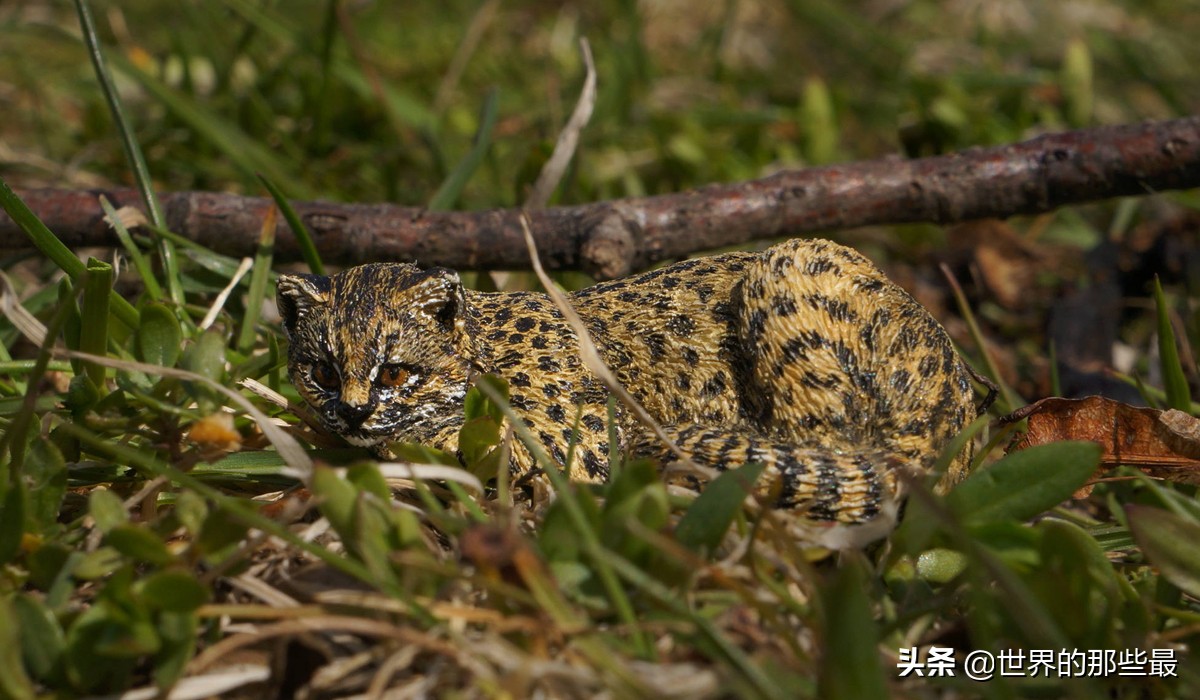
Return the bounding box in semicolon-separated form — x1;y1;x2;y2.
634;424;919;526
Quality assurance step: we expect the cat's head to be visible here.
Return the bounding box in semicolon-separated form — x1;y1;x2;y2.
277;263;476;448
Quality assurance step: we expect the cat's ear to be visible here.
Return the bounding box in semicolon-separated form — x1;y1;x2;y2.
410;268;466;331
276;273;331;337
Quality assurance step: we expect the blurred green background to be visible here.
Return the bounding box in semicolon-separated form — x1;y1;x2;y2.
2;0;1195;209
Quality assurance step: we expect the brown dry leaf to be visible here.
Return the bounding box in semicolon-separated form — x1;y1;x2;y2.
1003;396;1200;497
953;219;1046;310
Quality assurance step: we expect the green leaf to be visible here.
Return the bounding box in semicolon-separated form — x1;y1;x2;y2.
1126;504;1200;599
0;484;25;565
88;489;128;534
12;593;66;682
600;460;669;562
674;461;766;552
1033;519;1121;642
0;597;37;700
184;329;228;383
311;464;358;541
136;303;183;367
65;600;148;692
153;611;197;689
105;524;175;567
28;542;72;591
196;504;251;561
1153;276;1192;411
74;547;125;580
816;555;888;700
138;570;211;612
946;441;1101;526
459;416;502;467
64;373;101;415
25;438;67;534
464;373;509;425
183;329;228;411
174;490;208;536
345;463;392;502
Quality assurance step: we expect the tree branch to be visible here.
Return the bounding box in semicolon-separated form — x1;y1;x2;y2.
4;117;1199;279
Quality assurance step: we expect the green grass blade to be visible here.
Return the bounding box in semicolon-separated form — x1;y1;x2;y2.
0;284;83;480
236;207;278;354
72;0;187;309
427;88;499;211
470;377;654;658
99;196;164;301
674;461;765;552
79;259;113;391
816;555;888;700
1153;276;1192;411
0;177;138;330
71;0;165;228
258;174;325;275
942;263;1022;411
595;547;785;699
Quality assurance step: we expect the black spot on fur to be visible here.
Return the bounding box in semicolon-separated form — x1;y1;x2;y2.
702;372;727;398
804;257;836;276
667;314;695;336
644;333;667;360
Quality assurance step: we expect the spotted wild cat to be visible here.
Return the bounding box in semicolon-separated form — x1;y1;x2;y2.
277;238;978;524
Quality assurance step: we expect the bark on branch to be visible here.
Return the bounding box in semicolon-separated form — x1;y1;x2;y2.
4;117;1199;279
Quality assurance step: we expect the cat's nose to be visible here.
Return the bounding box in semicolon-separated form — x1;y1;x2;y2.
336;401;373;430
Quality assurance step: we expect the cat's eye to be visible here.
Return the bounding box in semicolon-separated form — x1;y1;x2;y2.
311;361;340;391
378;363;415;388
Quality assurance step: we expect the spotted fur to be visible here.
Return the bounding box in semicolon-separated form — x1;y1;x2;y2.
278;238;976;524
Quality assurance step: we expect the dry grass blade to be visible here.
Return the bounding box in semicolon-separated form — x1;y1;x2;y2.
526;37;597;209
237;376;290;410
116;665;271;700
187;615;459;673
0;273;50;345
201;256;254;330
518;214;691;465
376;462;485;492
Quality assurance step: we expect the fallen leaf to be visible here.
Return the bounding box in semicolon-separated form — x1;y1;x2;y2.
1002;396;1200;497
953;219;1045;310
